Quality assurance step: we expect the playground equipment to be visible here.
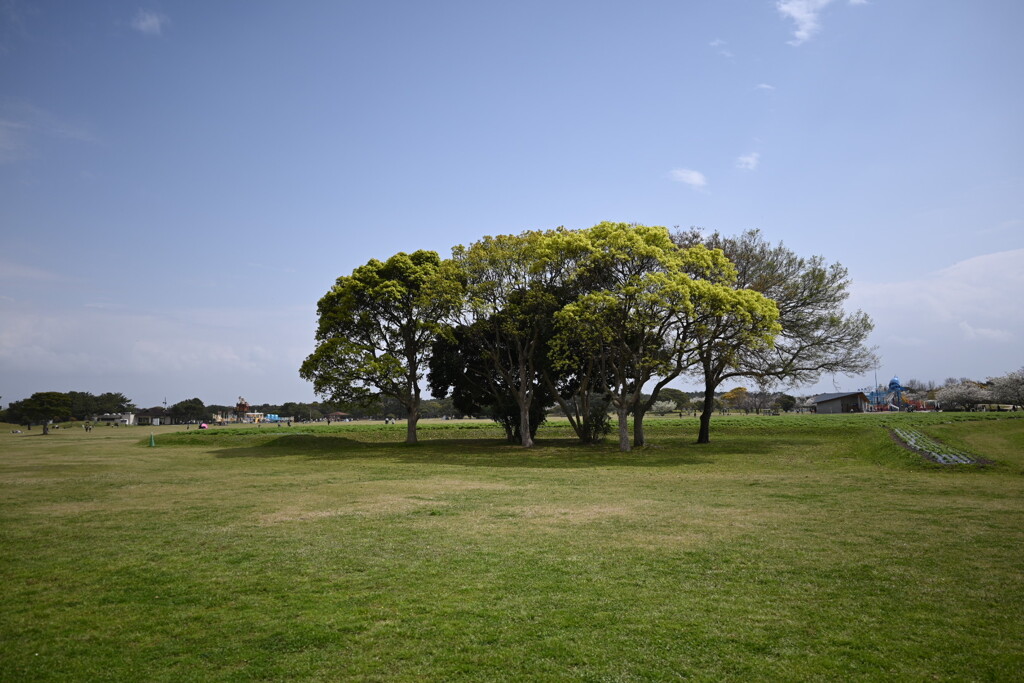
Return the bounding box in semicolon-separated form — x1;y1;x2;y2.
868;376;920;412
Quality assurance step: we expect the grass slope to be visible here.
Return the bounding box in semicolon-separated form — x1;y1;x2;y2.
1;415;1022;680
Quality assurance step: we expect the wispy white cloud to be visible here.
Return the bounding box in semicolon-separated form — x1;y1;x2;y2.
777;0;868;45
131;9;169;36
736;152;760;170
670;168;707;190
756;83;776;91
777;0;833;45
709;38;733;58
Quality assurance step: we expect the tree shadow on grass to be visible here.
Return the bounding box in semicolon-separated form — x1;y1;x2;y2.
210;434;720;469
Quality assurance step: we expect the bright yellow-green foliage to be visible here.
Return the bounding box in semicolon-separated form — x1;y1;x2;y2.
446;222;783;450
452;227;591;317
546;223;780;450
300;250;462;436
723;386;750;408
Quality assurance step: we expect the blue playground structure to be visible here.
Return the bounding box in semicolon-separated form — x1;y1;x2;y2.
868;376;917;412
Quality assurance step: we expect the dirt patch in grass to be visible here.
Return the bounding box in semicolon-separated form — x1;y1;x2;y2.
256;477;518;525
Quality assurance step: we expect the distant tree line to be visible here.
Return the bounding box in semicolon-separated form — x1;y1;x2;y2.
2;391;134;434
0;393;377;431
301;222;877;451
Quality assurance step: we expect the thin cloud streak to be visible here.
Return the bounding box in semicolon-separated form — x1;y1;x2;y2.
670;168;708;190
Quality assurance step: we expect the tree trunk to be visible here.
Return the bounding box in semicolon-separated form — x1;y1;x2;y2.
617;404;631;452
519;398;534;447
632;404;646;447
405;409;419;444
697;386;715;444
404;364;420;445
517;356;535;448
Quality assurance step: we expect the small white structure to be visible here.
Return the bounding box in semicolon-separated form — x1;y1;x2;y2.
95;412;136;426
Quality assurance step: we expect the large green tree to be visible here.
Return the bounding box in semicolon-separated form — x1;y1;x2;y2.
67;391;98;421
629;239;776;447
169;397;207;423
552;223;773;451
677;229;875;443
95;392;135;414
452;228;589;447
7;392;72;434
301;250;462;444
64;391;135;420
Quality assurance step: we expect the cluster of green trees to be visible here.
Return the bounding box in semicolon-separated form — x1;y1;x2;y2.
718;387;799;414
2;391;134;434
301;223;875;451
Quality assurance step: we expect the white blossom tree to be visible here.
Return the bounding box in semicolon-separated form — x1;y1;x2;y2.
936;380;991;412
988;368;1024;408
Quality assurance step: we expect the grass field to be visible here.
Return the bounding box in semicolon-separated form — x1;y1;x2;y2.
2;413;1022;681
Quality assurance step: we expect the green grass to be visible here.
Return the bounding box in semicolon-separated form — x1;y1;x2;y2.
2;414;1023;681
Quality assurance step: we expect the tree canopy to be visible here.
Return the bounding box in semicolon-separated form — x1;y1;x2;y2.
169;397;208;423
300;222;876;449
451;228;589;447
936;381;991;411
989;368;1024;408
6;392;72;434
676;229;874;443
550;223;777;451
300;250;463;444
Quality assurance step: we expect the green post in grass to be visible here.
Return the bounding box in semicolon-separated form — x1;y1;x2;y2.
149;433;155;447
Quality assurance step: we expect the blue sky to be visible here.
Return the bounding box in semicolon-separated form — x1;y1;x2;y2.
1;0;1022;408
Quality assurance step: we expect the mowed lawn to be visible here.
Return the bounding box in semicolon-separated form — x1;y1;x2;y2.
2;414;1022;681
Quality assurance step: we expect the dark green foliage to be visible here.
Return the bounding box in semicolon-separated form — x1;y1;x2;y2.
776;393;797;412
429;321;549;443
5;392;72;433
169;397;207;423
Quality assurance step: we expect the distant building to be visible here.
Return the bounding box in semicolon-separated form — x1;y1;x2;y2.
136;407;168;426
95;412;136;425
810;392;869;414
